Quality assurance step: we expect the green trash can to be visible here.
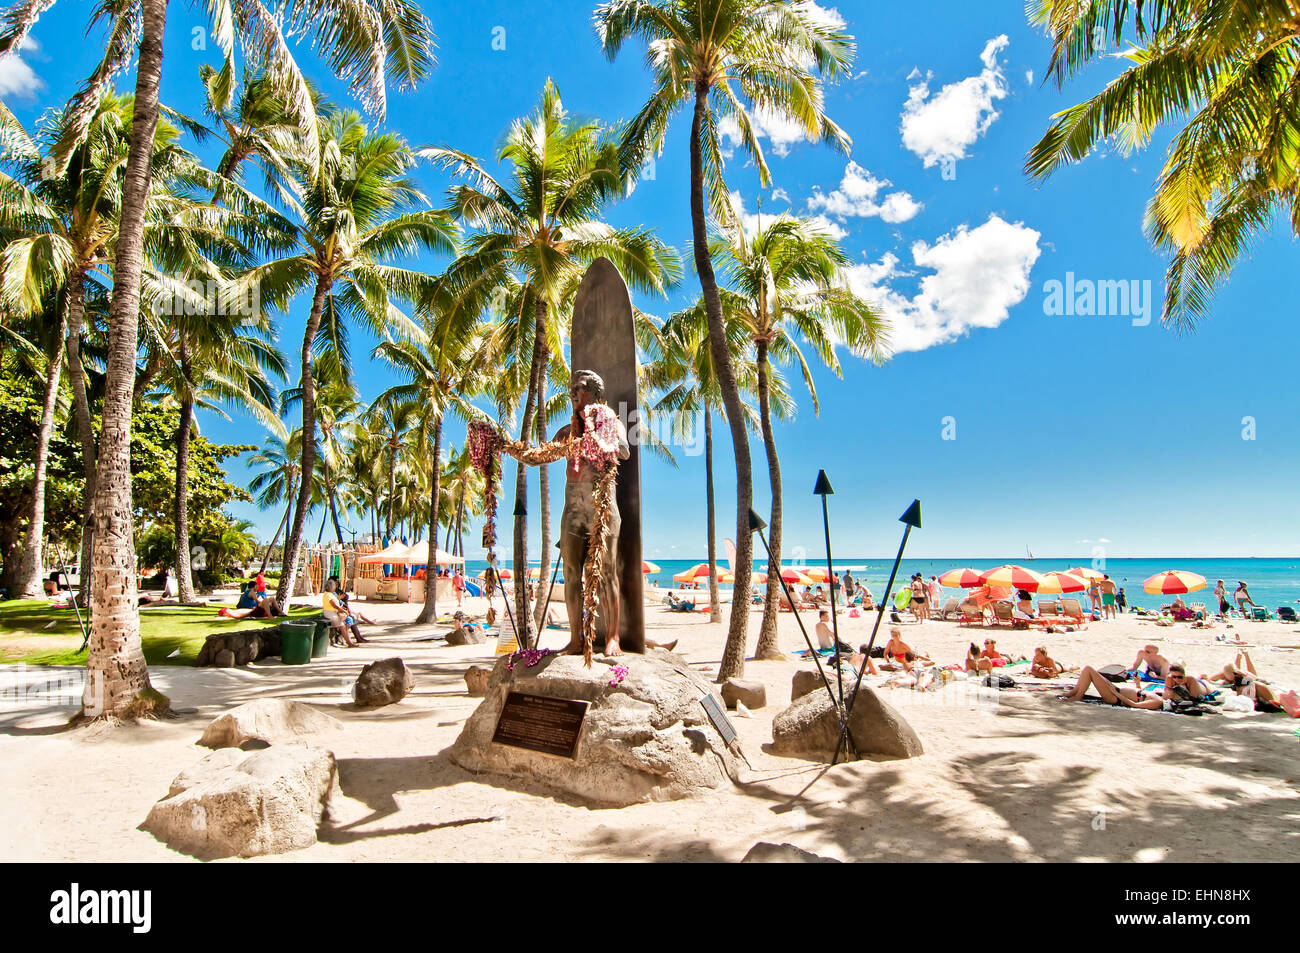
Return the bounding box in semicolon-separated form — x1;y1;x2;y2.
311;618;330;659
280;620;314;665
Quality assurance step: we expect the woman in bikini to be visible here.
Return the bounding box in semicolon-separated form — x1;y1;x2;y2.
1203;651;1283;710
1057;666;1165;709
884;628;929;672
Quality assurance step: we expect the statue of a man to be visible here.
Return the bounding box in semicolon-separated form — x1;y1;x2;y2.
555;370;629;655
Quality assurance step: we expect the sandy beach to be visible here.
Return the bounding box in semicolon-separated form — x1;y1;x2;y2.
3;595;1297;863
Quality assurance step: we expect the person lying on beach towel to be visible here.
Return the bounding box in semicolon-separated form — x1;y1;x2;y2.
1057;666;1165;709
884;628;931;672
216;582;281;620
1030;645;1076;679
1202;652;1290;713
1130;644;1170;679
849;643;880;677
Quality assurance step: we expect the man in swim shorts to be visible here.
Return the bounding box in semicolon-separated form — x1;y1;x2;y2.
1100;574;1118;619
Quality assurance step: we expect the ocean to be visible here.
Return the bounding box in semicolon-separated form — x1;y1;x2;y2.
458;557;1300;610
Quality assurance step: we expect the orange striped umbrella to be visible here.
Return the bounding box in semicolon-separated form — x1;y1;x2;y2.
804;567;830;582
1037;571;1088;594
1067;567;1105;582
978;564;1047;592
780;567;814;586
642;560;661;574
1142;570;1207;595
938;568;984;588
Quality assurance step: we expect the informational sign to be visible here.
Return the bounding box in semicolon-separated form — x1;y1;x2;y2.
491;692;588;759
699;693;737;747
495;610;519;655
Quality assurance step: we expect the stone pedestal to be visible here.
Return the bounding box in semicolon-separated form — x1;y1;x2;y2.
450;652;739;806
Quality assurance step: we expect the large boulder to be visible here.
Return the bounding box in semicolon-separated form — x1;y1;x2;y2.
464;665;492;696
445;625;486;646
141;745;339;858
771;685;923;761
198;698;342;750
195;627;280;667
791;669;824;702
352;657;415;707
450;652;739;806
742;842;841;863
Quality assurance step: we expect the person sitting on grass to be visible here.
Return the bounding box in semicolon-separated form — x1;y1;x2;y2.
1057;666;1165;709
217;581;280;619
1030;645;1071;679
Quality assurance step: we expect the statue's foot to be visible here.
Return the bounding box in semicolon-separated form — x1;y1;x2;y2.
563;642;584;655
604;637;623;656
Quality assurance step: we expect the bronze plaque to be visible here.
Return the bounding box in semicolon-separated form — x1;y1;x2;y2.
491;692;588;759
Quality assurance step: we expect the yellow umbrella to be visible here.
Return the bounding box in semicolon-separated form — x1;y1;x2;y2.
804;567;830;582
1036;571;1088;594
938;568;984;588
1067;566;1105;582
642;560;661;574
1142;570;1207;595
978;564;1048;592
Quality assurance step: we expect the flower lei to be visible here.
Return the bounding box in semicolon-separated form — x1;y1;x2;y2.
608;664;628;687
467;404;621;667
505;647;553;671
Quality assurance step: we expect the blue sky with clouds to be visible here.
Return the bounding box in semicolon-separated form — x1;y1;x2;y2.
3;1;1297;559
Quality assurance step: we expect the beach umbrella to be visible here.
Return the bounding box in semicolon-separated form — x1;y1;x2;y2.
780;567;814;586
720;570;766;584
673;563;728;583
938;567;984;588
1142;570;1207;595
1066;566;1105;582
804;566;830;582
1036;571;1088;594
978;564;1047;592
642;560;661;574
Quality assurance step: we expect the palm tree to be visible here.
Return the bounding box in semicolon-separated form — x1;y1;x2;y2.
438;444;486;559
1025;1;1300;325
248;110;457;607
714;214;888;658
648;297;775;627
364;391;419;538
423;77;681;637
373;318;499;624
246;432;302;573
0;0;436;718
596;0;855;678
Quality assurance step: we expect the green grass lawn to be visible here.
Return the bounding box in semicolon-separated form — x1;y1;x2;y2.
0;599;319;666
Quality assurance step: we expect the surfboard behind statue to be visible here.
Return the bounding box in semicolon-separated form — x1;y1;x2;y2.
569;258;645;653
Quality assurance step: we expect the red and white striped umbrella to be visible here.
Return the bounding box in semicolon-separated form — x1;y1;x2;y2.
1142;570;1207;595
1037;571;1088;594
978;564;1048;592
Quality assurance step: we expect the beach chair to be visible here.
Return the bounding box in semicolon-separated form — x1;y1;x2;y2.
1277;606;1298;623
1038;599;1060;616
991;602;1016;627
937;596;961;620
1249;605;1271;621
959;603;986;626
1060;598;1086;621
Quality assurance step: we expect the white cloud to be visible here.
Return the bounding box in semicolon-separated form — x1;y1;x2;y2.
1025;69;1034;85
900;35;1010;168
719;105;813;159
729;189;845;241
805;160;923;226
0;38;43;99
843;215;1041;353
770;187;791;205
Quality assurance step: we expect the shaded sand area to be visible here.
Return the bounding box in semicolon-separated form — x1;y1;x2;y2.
3;596;1298;862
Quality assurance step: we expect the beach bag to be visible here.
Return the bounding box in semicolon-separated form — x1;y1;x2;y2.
1098;664;1129;683
981;674;1015;689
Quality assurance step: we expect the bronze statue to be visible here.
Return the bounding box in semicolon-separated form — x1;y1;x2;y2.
555;370;629;655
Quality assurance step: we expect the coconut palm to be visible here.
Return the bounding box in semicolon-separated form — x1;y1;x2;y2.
373;322;500;624
714;214;888;657
246;110;458;607
647;297;777;626
0;0;436;718
1025;0;1300;325
423;77;681;635
364;391;420;539
596;0;855;678
246;431;303;574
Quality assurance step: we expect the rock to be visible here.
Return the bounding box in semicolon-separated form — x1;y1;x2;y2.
464;665;492;696
214;649;235;668
195;627;280;667
771;685;923;761
721;677;766;710
791;669;825;701
451;652;739;806
353;657;415;707
198;698;343;750
742;842;841;863
445;625;485;646
142;744;339;858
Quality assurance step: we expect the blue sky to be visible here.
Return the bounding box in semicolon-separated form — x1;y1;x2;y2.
3;1;1297;559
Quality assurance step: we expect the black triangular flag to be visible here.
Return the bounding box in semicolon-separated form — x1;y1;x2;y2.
899;499;922;528
812;470;834;496
513;498;527;517
747;507;768;532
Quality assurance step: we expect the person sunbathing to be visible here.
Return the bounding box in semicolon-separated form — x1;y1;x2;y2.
1202;652;1282;709
217;582;280;619
1130;644;1170;679
1013;589;1036;622
966;643;989;675
850;643;880;677
1030;645;1069;678
884;628;930;672
1057;666;1165;709
1164;597;1196;621
1163;662;1208;702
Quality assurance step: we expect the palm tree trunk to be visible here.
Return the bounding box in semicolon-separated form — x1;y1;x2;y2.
415;417;442;624
455;490;465;557
386;443;398;537
85;0;169;719
691;84;753;679
276;273;330;606
259;479;293;573
324;459;344;544
512;295;547;643
64;282;96;604
704;407;720;621
17;295;69;598
173;333;199;604
533;402;552;632
753;341;784;659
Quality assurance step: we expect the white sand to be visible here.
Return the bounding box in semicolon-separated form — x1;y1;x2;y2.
2;595;1298;863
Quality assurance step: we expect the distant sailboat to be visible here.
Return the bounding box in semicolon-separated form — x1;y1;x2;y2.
1026;546;1035;561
